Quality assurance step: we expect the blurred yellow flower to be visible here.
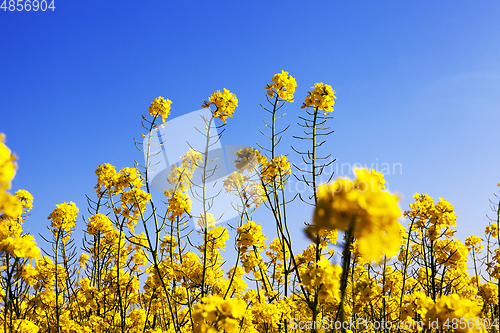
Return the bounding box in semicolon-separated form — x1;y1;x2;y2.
309;168;401;261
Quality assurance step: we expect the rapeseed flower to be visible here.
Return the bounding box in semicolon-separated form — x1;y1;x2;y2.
202;88;238;123
310;168;402;261
265;70;297;102
301;82;336;113
48;202;79;242
147;96;172;122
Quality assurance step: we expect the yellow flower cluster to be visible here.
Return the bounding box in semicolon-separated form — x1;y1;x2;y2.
486;222;498;237
223;171;247;194
198;226;229;255
15;189;33;211
301;82;336;113
193;295;246;333
0;134;16;190
425;294;481;333
4;75;500;333
258;153;292;185
406;193;457;240
234;147;259;173
237;221;268;274
301;258;342;303
197;212;216;228
202;88;238;123
7;319;39;333
0;134;23;219
264;70;297;102
249;300;285;331
479;281;498;305
79;252;89;268
47;202;79;242
147;96;172;122
0;138;40;264
118;167;145;189
434;237;468;269
487;248;500;279
310;168;402;261
222;148;266;208
0;234;40;259
95;164;145;195
164;190;192;221
222;171;264;208
167;149;202;191
120;188;151;231
242;181;265;208
86;213;113;235
465;235;484;252
236;220;267;253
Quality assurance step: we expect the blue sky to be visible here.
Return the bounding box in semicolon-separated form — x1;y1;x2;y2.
1;1;500;256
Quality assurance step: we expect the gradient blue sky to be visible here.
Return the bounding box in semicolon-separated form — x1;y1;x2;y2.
1;1;500;254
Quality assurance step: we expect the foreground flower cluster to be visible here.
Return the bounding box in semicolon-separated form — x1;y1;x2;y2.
1;73;499;333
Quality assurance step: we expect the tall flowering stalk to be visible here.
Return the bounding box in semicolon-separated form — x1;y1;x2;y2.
293;81;337;331
258;71;296;332
198;88;238;298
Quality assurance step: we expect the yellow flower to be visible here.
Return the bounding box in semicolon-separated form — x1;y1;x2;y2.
117;167;145;189
479;281;498;305
197;213;216;228
300;258;342;303
192;295;246;333
0;235;40;259
425;294;481;333
0;133;17;190
94;163;120;195
11;319;39;333
237;221;267;253
48;202;79;241
309;169;401;261
234;147;259;173
434;238;468;269
223;171;247;194
465;235;484;252
301;82;336;114
94;164;145;196
405;193;458;241
15;189;33;211
79;253;89;268
0;134;23;219
202;88;238;123
167;149;202;191
21;263;38;286
259;155;292;185
198;225;229;255
147;96;172;122
87;213;113;235
120;188;151;231
265;70;297;102
164;190;192;221
485;223;498;238
0;190;22;219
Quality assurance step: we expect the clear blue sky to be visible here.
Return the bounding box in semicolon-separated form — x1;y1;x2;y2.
2;1;500;255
